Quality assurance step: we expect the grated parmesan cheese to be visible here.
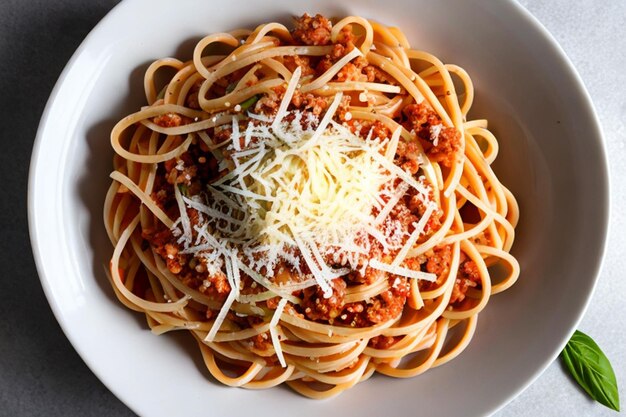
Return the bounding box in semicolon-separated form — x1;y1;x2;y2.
170;82;438;345
270;298;288;367
430;124;443;147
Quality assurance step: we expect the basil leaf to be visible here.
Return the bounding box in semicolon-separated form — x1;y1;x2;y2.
561;330;620;411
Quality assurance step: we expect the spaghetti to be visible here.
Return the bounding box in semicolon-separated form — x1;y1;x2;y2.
104;14;520;399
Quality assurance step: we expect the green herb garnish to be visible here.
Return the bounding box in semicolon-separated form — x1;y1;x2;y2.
239;95;259;112
225;82;236;94
561;330;620;411
177;183;189;197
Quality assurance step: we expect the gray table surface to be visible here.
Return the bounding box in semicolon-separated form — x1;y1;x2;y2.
1;1;624;416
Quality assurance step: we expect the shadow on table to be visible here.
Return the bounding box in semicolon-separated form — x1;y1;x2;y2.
0;1;133;416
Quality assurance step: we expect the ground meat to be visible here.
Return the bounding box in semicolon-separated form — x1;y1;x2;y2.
395;139;422;175
186;80;203;109
316;51;381;87
163;243;184;274
213;127;233;145
253;81;329;116
406;188;443;234
461;259;480;281
160;145;219;198
345;119;391;140
450;257;481;304
336;62;365;82
154;113;182;127
366;282;409;324
315;57;334;76
292;13;332;46
427;127;461;168
425;245;452;280
265;296;280;310
315;44;346;76
200;269;231;296
336;26;357;47
416;245;453;293
150;188;169;211
331;43;348;59
291;90;328;115
250;332;272;350
282;55;317;77
254;87;283;115
164;155;198;186
142;226;172;248
337;276;410;327
334;94;353;121
362;62;398;85
336;302;369;327
403;103;461;167
368;335;400;350
142;224;187;276
387;196;421;240
346;263;386;285
415;246;481;305
300;278;347;321
153;112;192;128
403;103;440;129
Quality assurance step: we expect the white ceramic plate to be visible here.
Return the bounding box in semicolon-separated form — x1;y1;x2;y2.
28;0;608;416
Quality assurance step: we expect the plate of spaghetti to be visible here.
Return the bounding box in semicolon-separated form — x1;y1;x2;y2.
29;0;608;416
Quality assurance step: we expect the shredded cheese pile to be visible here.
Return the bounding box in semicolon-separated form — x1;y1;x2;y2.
169;69;439;365
221;106;407;289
